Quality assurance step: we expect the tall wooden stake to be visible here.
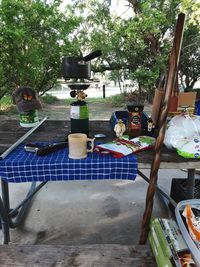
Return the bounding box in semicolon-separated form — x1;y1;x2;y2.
139;13;185;244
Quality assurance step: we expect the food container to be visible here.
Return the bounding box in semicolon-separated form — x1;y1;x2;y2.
175;199;200;266
19;110;39;127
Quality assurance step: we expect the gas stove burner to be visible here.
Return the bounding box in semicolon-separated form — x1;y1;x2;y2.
67;84;90;91
66;78;93;91
67;82;92;91
65;78;93;83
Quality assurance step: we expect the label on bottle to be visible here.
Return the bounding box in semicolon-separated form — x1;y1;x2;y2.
70;105;88;119
128;112;141;137
132;115;140;124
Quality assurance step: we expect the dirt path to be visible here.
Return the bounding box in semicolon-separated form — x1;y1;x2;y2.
40;100;122;120
0;99;152;121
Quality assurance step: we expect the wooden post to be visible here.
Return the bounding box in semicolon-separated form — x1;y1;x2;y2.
151;88;164;126
103;85;106;98
139;13;185;244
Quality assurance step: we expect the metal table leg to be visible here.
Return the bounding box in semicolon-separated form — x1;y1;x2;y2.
0;179;47;243
1;179;10;215
187;168;195;199
9;181;47;228
0;117;47;244
0;196;10;244
138;170;177;209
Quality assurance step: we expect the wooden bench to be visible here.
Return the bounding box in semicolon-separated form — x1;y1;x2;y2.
0;244;156;267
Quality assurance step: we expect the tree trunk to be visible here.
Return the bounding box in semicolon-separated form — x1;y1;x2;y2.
117;72;122;93
138;83;142;96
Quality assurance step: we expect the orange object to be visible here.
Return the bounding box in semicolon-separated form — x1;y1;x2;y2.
184;204;200;242
168;95;178;112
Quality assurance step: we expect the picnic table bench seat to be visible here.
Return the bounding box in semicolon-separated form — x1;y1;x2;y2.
0;244;156;267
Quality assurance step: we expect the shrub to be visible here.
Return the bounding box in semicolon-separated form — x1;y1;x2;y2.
106;94;126;107
41;94;59;104
0;95;15;113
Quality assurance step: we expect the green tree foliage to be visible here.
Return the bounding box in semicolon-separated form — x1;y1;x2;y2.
68;0;200;98
179;24;200;91
0;0;81;99
66;0;178;97
179;0;200;91
0;0;199;102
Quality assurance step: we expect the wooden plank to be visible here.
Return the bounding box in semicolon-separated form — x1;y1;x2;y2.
0;244;156;267
139;13;186;244
137;148;200;169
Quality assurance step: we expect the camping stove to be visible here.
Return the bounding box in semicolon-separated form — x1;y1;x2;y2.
62;50;102;134
67;79;92;135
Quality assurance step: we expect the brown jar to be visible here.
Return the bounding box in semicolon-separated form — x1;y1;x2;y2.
127;103;144;138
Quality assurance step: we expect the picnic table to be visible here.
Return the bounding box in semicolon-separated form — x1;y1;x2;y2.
0;119;199;246
0;12;195;266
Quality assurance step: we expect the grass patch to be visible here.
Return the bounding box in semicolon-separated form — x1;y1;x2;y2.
0;93;126;115
61;91;151;107
63;97;108;105
0;95;12;109
106;94;125;107
0;95;16;114
63;95;125;107
41;94;59;104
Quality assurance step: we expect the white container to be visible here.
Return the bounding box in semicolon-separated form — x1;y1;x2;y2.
175;199;200;266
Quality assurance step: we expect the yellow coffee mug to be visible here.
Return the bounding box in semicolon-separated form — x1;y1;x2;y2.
68;133;95;159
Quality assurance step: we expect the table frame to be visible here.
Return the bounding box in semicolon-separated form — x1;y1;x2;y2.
0;119;199;244
0;118;48;244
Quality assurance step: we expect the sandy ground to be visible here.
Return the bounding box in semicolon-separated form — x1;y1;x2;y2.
0;98;152;121
4;170;188;245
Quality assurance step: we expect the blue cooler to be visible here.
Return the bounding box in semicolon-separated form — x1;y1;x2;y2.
110;111;129;130
195;99;200;115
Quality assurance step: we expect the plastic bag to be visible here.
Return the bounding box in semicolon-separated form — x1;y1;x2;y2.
164;114;200;151
176;136;200;159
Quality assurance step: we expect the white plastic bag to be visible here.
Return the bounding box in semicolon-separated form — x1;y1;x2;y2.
164;114;200;153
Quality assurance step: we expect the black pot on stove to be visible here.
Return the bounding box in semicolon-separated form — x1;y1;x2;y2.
62;50;102;80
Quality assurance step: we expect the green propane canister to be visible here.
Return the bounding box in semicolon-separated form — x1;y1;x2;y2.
70;100;89;135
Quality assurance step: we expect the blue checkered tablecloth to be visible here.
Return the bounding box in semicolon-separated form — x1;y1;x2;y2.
0;143;138;183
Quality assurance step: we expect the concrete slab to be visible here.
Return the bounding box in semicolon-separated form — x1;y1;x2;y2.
1;169;192;245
